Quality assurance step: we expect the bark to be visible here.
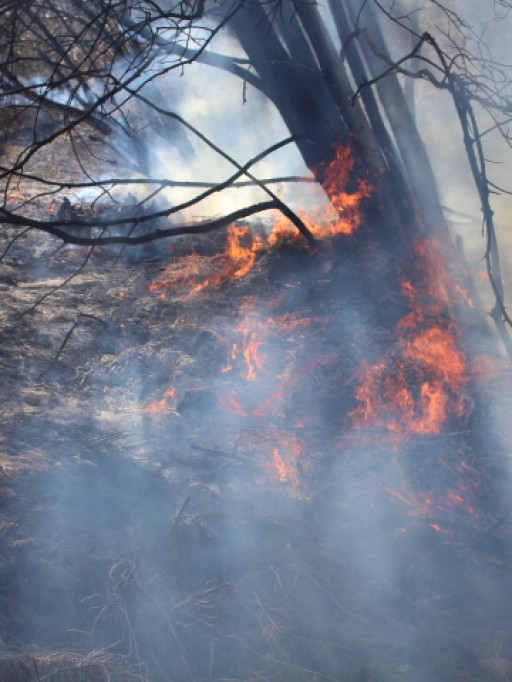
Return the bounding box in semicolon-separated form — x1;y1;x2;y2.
227;3;349;174
344;0;446;235
226;0;445;240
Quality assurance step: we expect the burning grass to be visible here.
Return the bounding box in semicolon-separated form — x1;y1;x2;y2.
0;203;511;680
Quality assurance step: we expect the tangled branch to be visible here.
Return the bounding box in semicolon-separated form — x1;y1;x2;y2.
353;3;512;356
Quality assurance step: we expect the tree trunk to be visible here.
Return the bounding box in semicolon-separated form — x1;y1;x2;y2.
226;0;445;240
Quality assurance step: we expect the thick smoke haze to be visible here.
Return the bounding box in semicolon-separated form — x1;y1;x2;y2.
2;2;512;681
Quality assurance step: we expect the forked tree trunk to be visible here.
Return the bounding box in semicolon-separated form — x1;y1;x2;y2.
227;0;445;239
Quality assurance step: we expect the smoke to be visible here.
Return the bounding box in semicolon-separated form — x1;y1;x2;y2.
145;66;312;219
6;221;507;681
3;3;512;682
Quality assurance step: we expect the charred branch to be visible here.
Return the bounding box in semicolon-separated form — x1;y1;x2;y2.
0;199;312;246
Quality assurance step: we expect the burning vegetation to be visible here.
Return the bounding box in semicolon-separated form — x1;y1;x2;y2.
1;0;512;675
350;239;470;436
1;131;511;681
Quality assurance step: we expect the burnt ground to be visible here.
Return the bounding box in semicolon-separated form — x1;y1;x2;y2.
0;220;512;681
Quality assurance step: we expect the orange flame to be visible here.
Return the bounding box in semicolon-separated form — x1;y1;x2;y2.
149;252;202;294
149;145;372;298
192;225;264;294
145;386;177;414
350;332;467;435
271;448;300;486
221;343;239;374
253;377;299;416
149;225;264;297
260;431;304;487
235;312;266;381
269;145;372;242
315;144;373;237
267;312;312;333
146;398;167;414
350;238;470;435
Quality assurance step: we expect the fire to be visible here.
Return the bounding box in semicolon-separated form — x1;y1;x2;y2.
145;386;177;414
470;354;511;388
235;312;266;381
271;448;300;486
146;398;167;414
223;309;316;391
192;225;264;294
258;431;304;487
385;484;475;527
313;144;373;237
267;312;312;333
350;238;471;435
226;225;263;279
149;144;371;298
268;145;373;242
149;225;264;297
350;328;467;435
219;394;248;416
385;488;414;506
149;252;201;293
253;377;299;416
267;214;299;246
144;148;484;520
221;343;239;374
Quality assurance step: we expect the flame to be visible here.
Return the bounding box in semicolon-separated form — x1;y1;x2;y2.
314;144;373;237
385;483;475;527
145;386;177;414
470;354;511;388
259;431;304;487
227;225;264;279
222;308;315;391
350;238;470;435
350;330;467;435
146;398;168;414
267;312;312;333
149;226;264;297
149;145;372;298
268;145;372;242
149;252;201;293
271;448;300;486
267;214;299;246
235;312;266;381
221;343;238;374
385;488;415;505
192;225;264;294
